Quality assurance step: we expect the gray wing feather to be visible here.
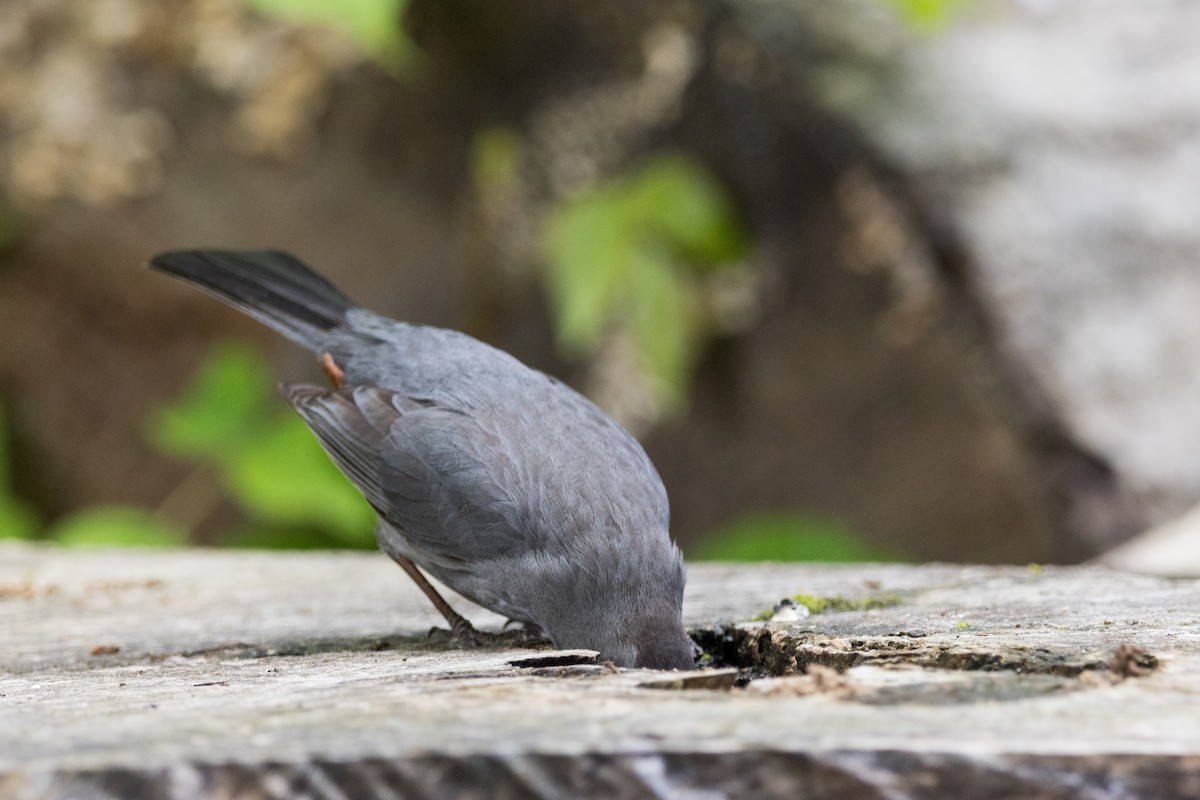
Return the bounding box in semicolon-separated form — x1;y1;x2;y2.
380;412;531;560
283;383;527;563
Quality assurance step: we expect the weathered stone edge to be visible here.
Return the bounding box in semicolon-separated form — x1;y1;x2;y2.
4;750;1199;800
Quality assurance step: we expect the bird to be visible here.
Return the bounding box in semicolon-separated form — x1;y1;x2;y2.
150;249;696;670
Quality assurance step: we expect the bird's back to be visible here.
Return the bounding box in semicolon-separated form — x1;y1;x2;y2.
329;308;672;553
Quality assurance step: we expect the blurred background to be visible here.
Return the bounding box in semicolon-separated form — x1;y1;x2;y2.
1;0;1198;569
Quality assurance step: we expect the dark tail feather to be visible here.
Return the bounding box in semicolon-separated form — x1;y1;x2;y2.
149;249;354;350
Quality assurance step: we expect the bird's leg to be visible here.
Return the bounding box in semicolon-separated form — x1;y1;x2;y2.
390;555;481;642
388;555;548;648
319;352;345;390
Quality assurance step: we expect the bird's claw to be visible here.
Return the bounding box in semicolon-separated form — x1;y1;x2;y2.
505;622;546;644
426;620;548;649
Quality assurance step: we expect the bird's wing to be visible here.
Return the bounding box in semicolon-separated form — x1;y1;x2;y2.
283;383;529;563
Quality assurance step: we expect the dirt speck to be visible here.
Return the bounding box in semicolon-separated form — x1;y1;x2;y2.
0;582;60;601
1109;643;1158;678
86;579;166;593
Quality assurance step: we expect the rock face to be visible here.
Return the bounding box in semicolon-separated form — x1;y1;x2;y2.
2;545;1200;799
817;0;1200;553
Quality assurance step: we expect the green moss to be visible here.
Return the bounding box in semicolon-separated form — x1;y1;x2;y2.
790;593;903;614
754;592;903;620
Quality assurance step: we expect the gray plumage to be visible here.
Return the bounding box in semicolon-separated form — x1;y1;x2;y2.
150;249;694;670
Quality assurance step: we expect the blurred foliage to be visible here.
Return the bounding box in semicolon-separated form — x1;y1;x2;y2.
0;203;21;254
472;128;523;198
0;404;39;540
222;523;352;550
542;154;749;411
0;0;980;557
149;343;376;548
247;0;414;72
693;512;893;562
51;507;183;548
881;0;968;31
152;342;271;458
0;407;180;548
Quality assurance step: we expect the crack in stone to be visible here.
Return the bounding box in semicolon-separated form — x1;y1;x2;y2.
689;624;1156;683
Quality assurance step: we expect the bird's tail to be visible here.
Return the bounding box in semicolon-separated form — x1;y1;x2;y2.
149;249;354;351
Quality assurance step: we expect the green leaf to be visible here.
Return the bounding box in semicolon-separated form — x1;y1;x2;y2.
246;0;414;72
543;192;633;353
223;416;376;546
52;507;184;548
540;154;749;413
626;249;698;408
627;156;747;265
693;513;891;563
0;499;38;541
148;343;272;461
880;0;967;31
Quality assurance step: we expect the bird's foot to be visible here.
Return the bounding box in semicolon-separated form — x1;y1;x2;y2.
502;619;547;644
427;619;548;649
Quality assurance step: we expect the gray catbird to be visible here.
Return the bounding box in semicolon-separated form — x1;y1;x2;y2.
150;250;695;670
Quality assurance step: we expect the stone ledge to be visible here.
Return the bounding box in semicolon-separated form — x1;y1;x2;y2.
2;545;1198;798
